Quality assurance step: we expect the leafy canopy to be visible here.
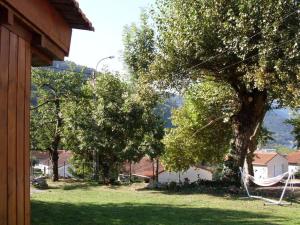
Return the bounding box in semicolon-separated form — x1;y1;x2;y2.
150;0;299;104
162;81;235;171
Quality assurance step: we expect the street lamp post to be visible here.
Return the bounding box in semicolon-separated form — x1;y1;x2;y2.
92;56;114;182
93;56;115;82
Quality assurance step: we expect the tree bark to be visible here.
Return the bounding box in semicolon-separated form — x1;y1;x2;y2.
225;89;268;184
152;159;155;183
155;158;159;184
51;150;59;181
129;161;132;183
94;151;100;182
50;99;62;182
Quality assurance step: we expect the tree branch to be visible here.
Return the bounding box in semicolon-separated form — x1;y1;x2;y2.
191;115;228;137
31;100;54;111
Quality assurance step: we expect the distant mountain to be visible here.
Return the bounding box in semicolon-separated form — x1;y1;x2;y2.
160;95;183;128
51;61;94;77
263;109;295;148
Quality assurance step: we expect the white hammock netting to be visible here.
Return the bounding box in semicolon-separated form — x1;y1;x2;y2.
245;172;289;187
239;167;295;205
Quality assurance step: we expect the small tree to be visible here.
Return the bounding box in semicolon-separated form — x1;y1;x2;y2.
31;65;86;181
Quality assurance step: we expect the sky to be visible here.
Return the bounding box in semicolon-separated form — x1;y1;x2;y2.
66;0;154;72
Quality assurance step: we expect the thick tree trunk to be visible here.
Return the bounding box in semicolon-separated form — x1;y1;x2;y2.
129;161;132;182
50;99;62;182
152;160;155;182
155;158;159;184
102;162;110;185
94;152;100;182
225;89;267;184
51;150;59;181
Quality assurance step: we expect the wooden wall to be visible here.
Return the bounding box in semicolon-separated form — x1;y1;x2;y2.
0;25;31;225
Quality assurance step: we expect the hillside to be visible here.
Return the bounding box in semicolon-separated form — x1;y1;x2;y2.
263;109;295;148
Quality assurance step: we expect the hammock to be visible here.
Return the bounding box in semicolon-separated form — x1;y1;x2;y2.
247;172;289;187
239;167;295;205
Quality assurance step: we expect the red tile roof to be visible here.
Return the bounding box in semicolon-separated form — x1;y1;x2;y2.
253;152;279;166
123;157;164;178
49;0;94;31
122;157;214;178
31;151;50;163
287;150;300;164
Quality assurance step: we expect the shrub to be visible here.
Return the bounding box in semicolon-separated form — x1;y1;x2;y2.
168;181;180;191
32;177;48;190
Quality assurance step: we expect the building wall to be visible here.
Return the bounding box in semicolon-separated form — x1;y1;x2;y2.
34;164;50;176
158;167;212;184
288;164;300;174
253;165;268;179
58;164;73;178
267;154;288;177
0;26;31;225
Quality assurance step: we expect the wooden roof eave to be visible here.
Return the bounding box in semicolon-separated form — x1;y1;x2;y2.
0;0;93;66
49;0;94;31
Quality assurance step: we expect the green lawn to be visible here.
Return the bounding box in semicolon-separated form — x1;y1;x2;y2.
31;182;300;225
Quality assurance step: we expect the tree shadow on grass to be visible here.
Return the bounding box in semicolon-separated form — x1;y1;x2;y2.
135;186;238;199
47;181;99;191
31;201;286;225
136;186;299;202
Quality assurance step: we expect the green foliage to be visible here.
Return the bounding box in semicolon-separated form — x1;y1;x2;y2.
286;113;300;148
63;74;165;180
150;0;299;97
63;73;128;180
123;11;155;80
30;67;86;151
257;126;274;147
162;81;235;171
127;0;299;181
276;145;296;155
68;154;94;179
123;11;166;163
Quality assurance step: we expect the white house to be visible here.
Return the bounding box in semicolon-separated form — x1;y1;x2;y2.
31;151;51;176
252;151;288;179
287;150;300;174
31;150;74;178
122;157;213;184
158;166;213;183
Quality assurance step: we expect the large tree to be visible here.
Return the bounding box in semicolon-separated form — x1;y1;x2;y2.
163;81;274;179
31;66;86;181
143;0;300;182
63;73;129;183
63;73;164;183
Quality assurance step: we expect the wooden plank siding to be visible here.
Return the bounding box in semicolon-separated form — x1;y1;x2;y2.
0;25;31;225
7;31;18;225
0;25;9;225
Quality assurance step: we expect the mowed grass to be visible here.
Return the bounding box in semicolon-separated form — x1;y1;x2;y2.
31;181;300;225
